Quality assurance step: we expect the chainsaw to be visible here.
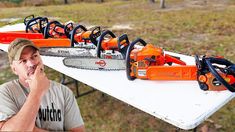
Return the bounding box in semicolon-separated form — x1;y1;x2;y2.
69;24;101;48
0;15;47;43
43;20;71;39
25;15;49;34
195;55;235;92
38;25;102;57
125;38;235;91
39;29;125;58
125;38;193;80
63;30;130;70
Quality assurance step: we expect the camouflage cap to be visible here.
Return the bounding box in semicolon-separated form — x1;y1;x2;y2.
8;38;39;64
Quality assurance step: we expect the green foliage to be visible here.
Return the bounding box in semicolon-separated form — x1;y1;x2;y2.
1;0;23;4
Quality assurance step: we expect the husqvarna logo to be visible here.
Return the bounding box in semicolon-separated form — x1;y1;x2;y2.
95;60;106;67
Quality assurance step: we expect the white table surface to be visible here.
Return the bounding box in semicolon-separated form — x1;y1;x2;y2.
0;24;235;130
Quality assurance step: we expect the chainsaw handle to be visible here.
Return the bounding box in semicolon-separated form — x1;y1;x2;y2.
205;58;235;92
25;16;43;33
89;26;101;46
24;14;34;25
195;55;202;70
64;22;74;38
125;38;147;80
118;34;130;58
38;17;49;33
206;57;233;66
96;30;116;58
43;20;63;38
70;24;88;47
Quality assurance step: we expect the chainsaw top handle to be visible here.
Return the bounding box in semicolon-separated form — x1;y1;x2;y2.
126;38;147;80
44;20;64;39
38;17;49;34
117;34;130;58
96;30;116;58
205;57;235;92
70;24;88;47
64;22;74;38
25;16;43;33
89;26;101;46
24;14;34;25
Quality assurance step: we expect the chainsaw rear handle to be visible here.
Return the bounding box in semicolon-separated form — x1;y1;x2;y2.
38;17;49;34
24;14;34;25
64;22;74;38
205;58;235;92
70;24;88;47
89;26;101;46
25;16;43;33
126;38;147;80
44;20;64;39
96;30;116;58
117;34;130;58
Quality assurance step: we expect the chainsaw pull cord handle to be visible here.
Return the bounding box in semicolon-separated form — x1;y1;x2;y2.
205;58;235;92
117;34;130;58
89;26;101;46
39;17;49;34
70;24;88;47
25;16;43;33
24;14;34;25
96;30;116;58
126;38;147;80
64;22;74;38
43;20;63;39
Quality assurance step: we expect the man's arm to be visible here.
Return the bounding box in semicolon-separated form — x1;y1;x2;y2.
0;87;45;131
70;125;85;132
0;65;50;131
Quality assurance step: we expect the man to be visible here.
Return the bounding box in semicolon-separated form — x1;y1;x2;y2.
0;38;85;131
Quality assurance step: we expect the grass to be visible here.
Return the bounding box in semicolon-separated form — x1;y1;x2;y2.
0;0;235;131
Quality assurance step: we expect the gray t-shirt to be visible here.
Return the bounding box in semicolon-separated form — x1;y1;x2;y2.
0;79;84;131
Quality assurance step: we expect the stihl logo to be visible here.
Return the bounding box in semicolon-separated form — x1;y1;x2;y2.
95;60;106;67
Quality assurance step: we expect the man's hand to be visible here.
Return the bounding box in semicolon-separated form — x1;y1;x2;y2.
26;64;50;97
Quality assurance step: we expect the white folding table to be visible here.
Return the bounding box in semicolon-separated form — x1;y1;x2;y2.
0;24;234;130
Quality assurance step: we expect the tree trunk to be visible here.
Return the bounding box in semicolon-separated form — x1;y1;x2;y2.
64;0;68;4
160;0;165;8
149;0;155;3
96;0;104;3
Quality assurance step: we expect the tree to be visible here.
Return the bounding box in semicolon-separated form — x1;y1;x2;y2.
64;0;68;4
149;0;155;3
96;0;104;3
160;0;165;8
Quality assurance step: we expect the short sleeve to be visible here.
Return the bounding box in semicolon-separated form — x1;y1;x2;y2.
0;84;18;121
62;85;84;130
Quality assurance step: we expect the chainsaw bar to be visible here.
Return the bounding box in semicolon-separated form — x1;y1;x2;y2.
0;32;43;44
73;42;96;49
39;47;95;57
63;56;126;70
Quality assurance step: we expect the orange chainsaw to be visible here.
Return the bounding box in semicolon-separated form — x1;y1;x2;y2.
195;55;235;92
125;38;235;91
25;15;49;34
43;20;72;39
70;24;101;48
125;38;193;80
96;30;130;59
62;31;130;70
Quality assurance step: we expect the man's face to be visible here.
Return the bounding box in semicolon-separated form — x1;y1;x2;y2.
11;46;43;80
